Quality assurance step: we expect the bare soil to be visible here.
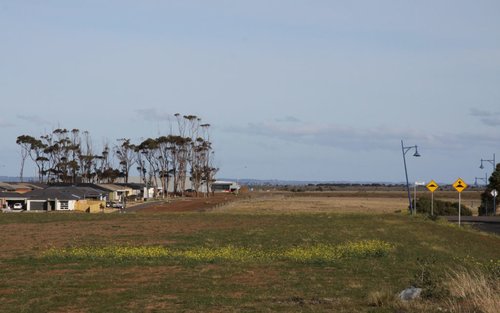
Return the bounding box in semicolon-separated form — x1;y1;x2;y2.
127;193;243;213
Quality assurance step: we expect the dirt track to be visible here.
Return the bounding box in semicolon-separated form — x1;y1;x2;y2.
124;193;243;213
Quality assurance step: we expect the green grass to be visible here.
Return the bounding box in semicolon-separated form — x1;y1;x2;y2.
0;212;498;312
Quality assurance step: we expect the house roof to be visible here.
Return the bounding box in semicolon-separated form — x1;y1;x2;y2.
9;182;47;190
115;183;146;190
23;189;81;201
97;184;130;192
0;192;27;199
47;183;123;193
213;181;238;185
0;183;16;191
44;186;106;199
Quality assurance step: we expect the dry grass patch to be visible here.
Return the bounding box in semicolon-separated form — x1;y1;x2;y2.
367;289;395;307
446;269;500;313
213;196;408;214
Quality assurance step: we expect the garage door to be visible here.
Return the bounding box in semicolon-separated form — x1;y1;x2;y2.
30;201;46;211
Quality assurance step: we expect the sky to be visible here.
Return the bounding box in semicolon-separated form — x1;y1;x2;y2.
1;0;499;184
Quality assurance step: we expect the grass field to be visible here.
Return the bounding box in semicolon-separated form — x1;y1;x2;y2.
0;195;498;312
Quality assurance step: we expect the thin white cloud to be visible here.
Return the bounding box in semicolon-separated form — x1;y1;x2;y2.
470;108;500;126
275;116;301;123
135;108;173;122
16;114;50;125
480;117;500;127
228;119;499;152
0;118;14;128
470;108;492;117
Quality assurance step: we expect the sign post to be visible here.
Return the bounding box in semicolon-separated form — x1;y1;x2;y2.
413;181;426;215
453;178;468;226
426;180;439;216
491;189;498;216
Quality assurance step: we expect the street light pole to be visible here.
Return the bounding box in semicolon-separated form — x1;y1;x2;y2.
474;173;488;186
401;140;421;215
479;154;496;216
480;153;496;172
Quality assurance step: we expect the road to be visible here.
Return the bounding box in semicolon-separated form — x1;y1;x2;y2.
445;216;500;235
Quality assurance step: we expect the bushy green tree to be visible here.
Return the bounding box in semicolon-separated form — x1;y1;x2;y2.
478;163;500;216
416;197;472;216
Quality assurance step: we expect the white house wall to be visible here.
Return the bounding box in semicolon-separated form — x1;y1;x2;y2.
55;200;76;211
127;176;209;193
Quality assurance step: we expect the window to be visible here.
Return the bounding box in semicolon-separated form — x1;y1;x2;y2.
60;201;69;210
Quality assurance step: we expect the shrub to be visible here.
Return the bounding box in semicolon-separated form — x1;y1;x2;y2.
415;197;472;216
409;257;447;299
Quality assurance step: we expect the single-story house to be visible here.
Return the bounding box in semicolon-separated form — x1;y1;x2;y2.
211;181;241;193
23;189;80;211
23;186;107;212
97;184;133;202
114;183;146;199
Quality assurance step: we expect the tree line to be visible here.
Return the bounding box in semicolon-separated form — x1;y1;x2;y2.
16;114;217;197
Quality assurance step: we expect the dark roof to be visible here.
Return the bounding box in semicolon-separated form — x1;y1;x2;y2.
44;186;106;198
24;186;106;201
23;189;80;201
115;183;146;189
0;192;27;199
47;183;113;193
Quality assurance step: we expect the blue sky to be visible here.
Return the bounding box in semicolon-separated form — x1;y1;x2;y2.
1;0;499;183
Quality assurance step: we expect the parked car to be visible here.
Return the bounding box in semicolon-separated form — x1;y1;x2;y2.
111;202;124;209
13;203;23;210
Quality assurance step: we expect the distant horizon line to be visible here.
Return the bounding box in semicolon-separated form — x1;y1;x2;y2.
0;175;485;187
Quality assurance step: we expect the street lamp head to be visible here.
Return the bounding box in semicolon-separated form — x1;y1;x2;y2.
413;146;421;157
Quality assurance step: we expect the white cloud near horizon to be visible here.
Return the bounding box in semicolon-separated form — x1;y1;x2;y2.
0;118;14;128
16;114;51;125
469;108;500;126
135;108;174;122
227;119;500;152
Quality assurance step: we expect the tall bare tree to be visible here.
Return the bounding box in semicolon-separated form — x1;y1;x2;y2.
115;138;136;183
15;113;217;195
16;135;35;182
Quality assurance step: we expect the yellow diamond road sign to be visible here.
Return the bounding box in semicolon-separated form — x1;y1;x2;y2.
426;180;439;193
453;178;468;193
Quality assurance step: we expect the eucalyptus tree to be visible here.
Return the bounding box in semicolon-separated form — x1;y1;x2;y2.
50;128;71;182
26;137;48;183
156;135;174;198
16;135;36;182
94;143;113;183
39;132;57;182
115;138;136;183
14;113;217;194
137;138;160;197
78;131;95;183
200;123;218;196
